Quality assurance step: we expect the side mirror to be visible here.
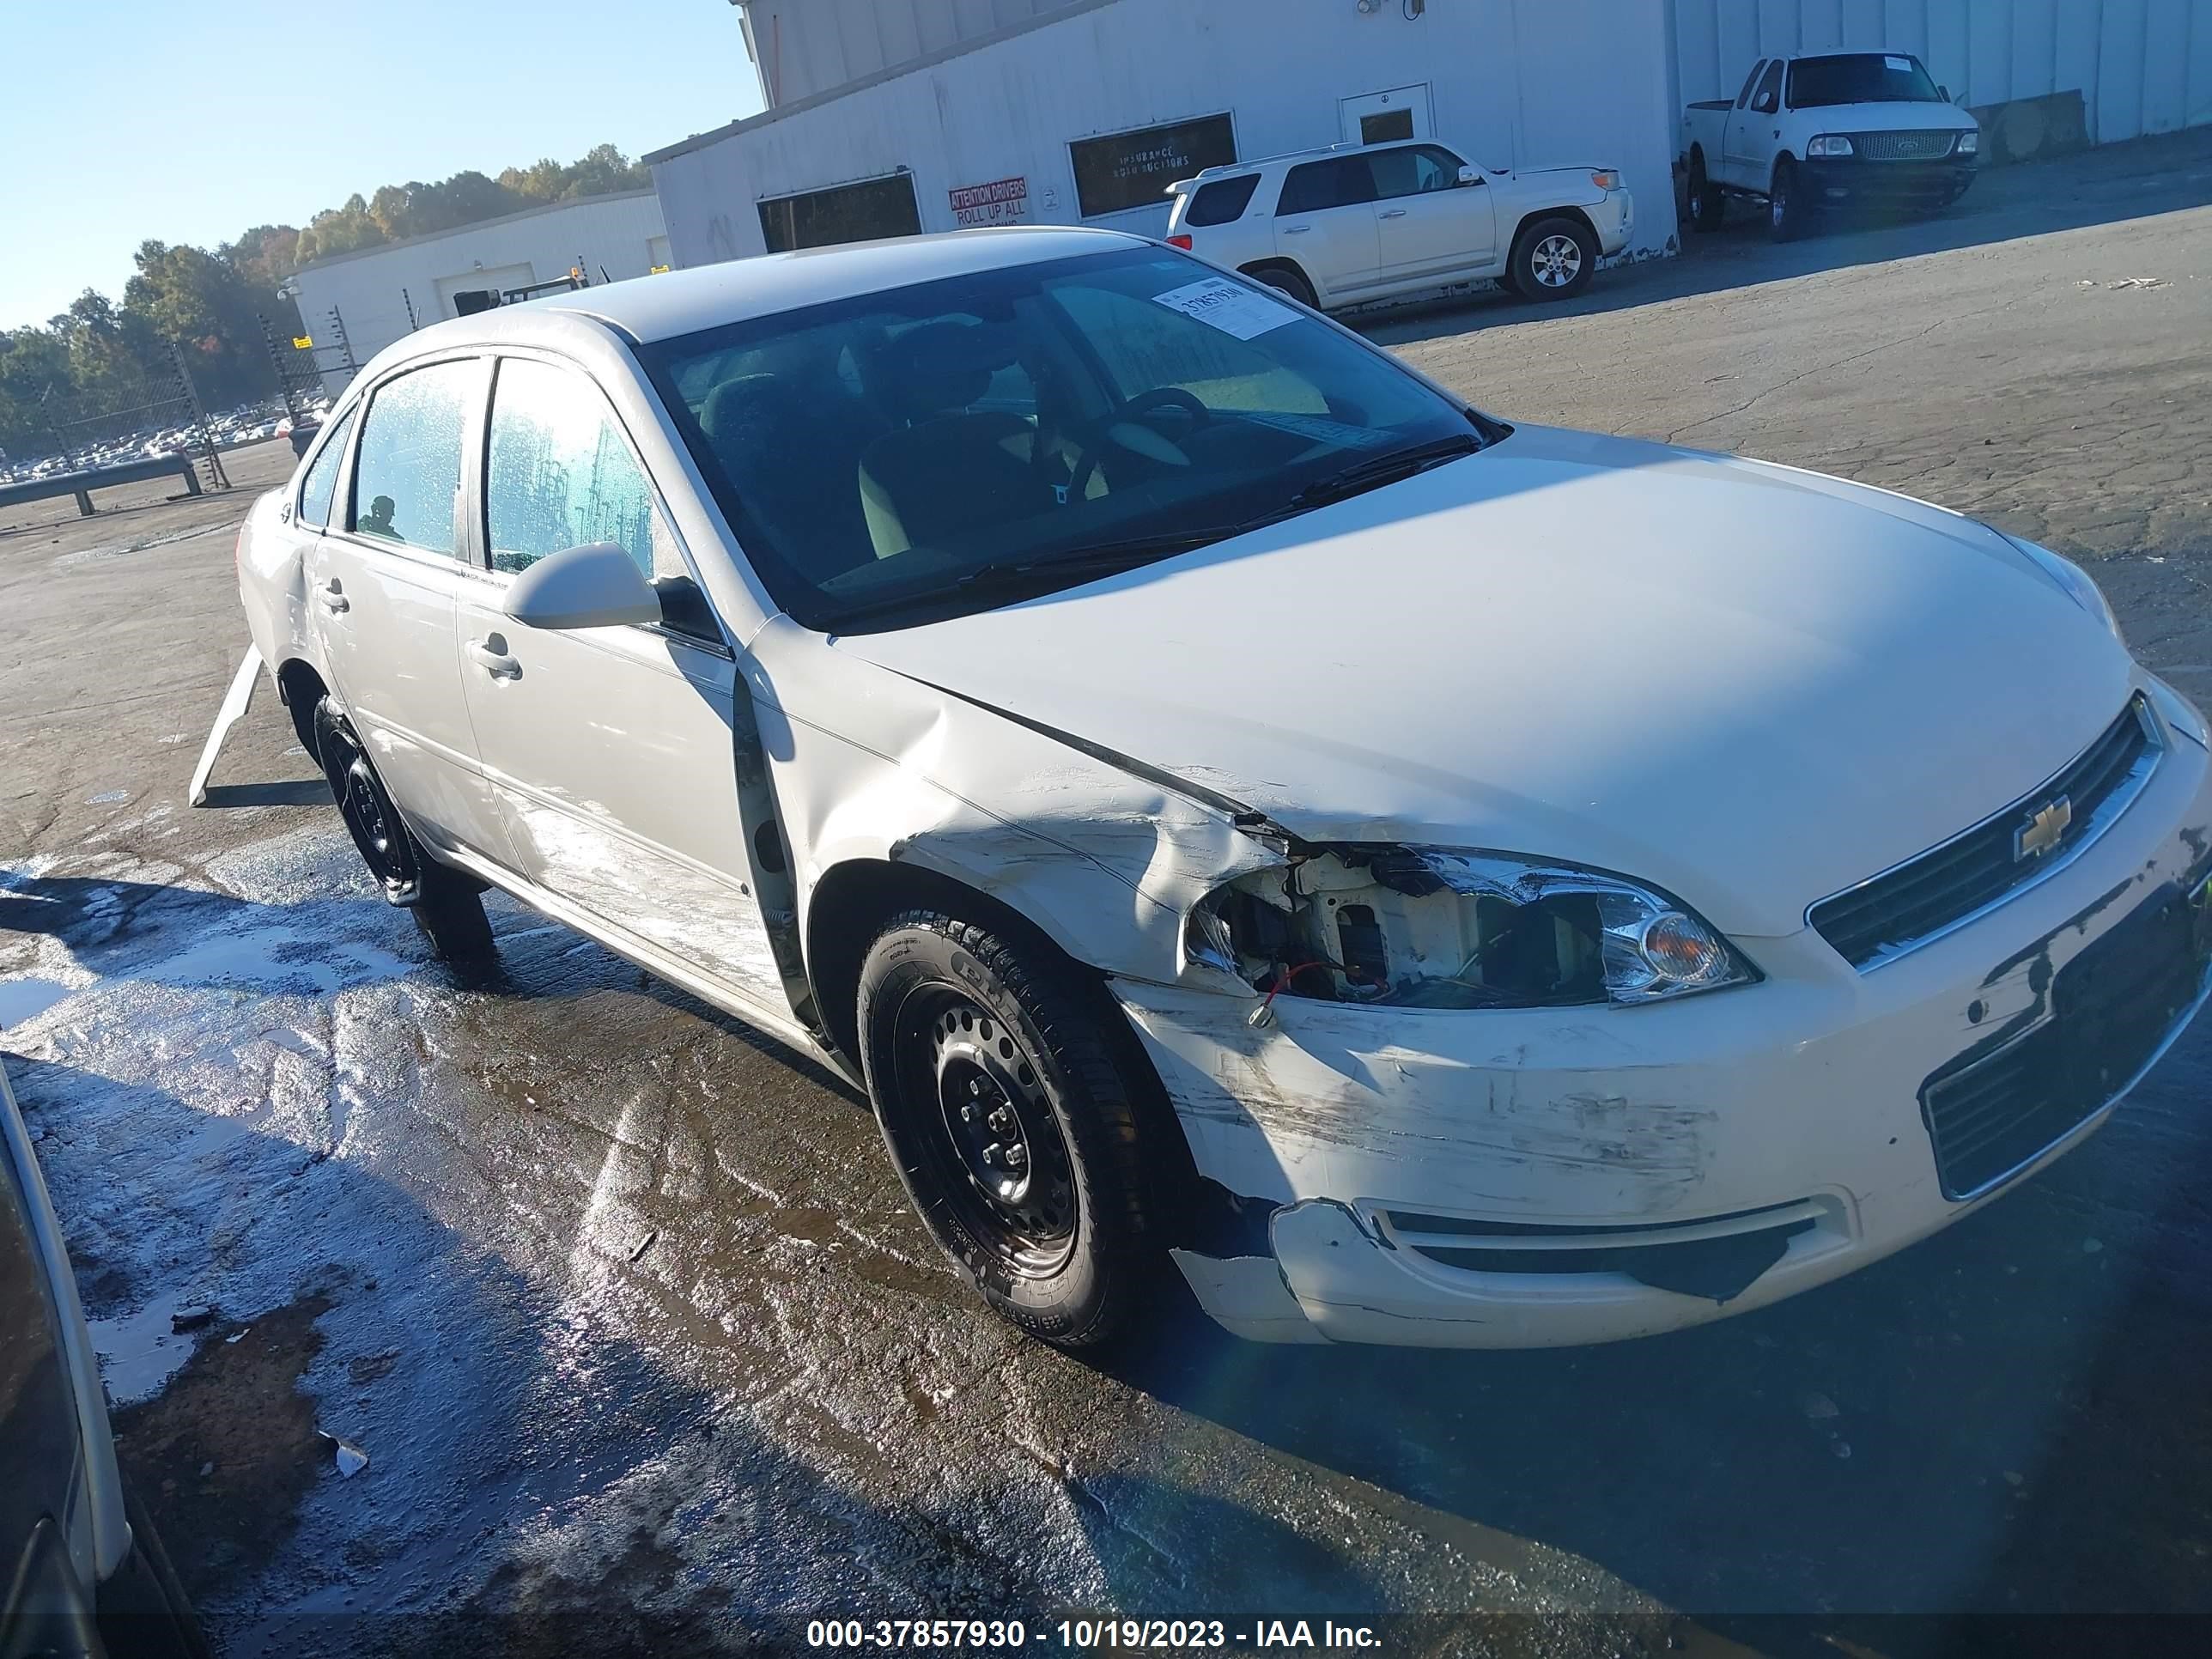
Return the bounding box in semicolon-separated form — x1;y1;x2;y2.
1456;165;1483;187
1937;83;1950;101
502;541;661;630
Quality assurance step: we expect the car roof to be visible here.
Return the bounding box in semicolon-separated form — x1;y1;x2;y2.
382;227;1154;356
1182;137;1443;186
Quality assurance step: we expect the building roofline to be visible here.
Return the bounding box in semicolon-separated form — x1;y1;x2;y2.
293;187;663;275
645;0;1125;166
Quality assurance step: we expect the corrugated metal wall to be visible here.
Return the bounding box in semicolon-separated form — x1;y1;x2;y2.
739;0;1083;106
1671;0;2212;143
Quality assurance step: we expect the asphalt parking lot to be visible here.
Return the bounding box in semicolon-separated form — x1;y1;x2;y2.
4;130;2212;1656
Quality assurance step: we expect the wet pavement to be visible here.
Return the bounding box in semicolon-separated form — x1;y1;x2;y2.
6;135;2212;1655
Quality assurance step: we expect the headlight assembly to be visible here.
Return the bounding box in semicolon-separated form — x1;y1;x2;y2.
1186;846;1759;1012
1806;135;1856;158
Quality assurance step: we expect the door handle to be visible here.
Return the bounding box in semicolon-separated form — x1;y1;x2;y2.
1379;208;1408;219
467;637;521;681
1281;224;1310;234
319;579;349;614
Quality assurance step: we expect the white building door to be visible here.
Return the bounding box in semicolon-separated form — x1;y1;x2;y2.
1340;84;1434;145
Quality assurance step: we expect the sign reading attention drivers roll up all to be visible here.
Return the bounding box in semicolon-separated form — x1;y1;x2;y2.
948;176;1029;228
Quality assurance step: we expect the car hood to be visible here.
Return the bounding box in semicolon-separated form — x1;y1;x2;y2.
832;425;2132;938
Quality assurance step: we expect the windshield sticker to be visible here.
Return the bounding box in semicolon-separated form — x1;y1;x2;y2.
1885;55;1912;71
1152;277;1298;340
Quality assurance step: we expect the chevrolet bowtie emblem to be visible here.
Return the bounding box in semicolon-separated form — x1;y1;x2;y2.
2015;796;2073;861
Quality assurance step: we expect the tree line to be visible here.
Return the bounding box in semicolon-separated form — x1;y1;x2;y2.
2;145;651;459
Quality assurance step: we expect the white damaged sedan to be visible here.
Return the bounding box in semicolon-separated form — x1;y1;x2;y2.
234;228;2212;1348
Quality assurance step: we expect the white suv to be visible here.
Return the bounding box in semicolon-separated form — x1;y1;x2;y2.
1166;138;1632;312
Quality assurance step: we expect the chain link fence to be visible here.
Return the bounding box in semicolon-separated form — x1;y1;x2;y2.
13;343;229;492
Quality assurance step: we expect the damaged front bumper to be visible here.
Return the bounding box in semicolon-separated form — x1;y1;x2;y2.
1128;695;2212;1347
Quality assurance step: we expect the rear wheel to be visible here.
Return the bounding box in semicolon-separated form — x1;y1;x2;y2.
858;911;1166;1348
313;698;494;963
1687;154;1727;232
1246;263;1317;310
1510;216;1597;301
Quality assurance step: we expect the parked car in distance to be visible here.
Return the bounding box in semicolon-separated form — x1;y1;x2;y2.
234;229;2211;1352
1684;50;1979;239
0;1060;207;1658
1165;137;1632;309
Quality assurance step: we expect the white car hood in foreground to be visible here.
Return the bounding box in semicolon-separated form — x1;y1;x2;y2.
834;426;2131;939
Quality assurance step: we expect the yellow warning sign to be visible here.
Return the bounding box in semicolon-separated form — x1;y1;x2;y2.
293;335;313;349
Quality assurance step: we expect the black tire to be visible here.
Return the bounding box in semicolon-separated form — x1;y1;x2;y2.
1768;157;1807;242
1687;154;1726;232
312;698;495;963
1247;264;1317;310
857;911;1165;1348
1510;216;1598;301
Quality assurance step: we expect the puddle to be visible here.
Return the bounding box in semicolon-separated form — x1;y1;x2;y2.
87;790;131;805
0;978;72;1028
89;1290;202;1405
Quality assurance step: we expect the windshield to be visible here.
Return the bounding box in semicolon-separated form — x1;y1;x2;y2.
635;247;1485;632
1788;52;1942;108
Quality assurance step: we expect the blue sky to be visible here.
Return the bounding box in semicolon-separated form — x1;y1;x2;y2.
0;0;766;331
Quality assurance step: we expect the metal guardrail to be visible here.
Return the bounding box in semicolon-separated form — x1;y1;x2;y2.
0;453;204;516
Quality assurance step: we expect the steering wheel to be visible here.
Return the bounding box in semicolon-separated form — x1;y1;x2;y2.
1065;388;1213;502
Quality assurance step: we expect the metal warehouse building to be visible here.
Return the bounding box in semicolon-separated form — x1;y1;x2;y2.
289;190;671;392
649;0;2212;274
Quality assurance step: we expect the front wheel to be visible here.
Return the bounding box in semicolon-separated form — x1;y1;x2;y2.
1769;158;1808;242
1510;216;1597;301
857;912;1167;1348
313;699;494;963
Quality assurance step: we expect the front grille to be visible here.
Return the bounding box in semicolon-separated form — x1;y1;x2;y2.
1920;874;2212;1198
1810;697;2160;969
1855;130;1959;161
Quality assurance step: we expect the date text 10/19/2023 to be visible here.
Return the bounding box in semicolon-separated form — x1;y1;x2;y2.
805;1620;1383;1650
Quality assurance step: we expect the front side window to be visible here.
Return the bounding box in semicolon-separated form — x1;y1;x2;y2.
349;360;480;558
1736;59;1767;109
484;358;676;580
1753;59;1785;112
297;405;357;528
1277;157;1376;215
1788;52;1942;108
1369;145;1462;201
638;246;1486;634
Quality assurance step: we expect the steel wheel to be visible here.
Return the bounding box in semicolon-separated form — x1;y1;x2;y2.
900;988;1077;1276
316;706;420;896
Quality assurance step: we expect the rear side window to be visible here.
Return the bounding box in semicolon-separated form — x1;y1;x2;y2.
296;406;356;528
350;360;481;558
1277;157;1376;215
1182;174;1261;227
1736;58;1767;108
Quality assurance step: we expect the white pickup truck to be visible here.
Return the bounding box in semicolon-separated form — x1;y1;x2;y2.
1683;51;1979;240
